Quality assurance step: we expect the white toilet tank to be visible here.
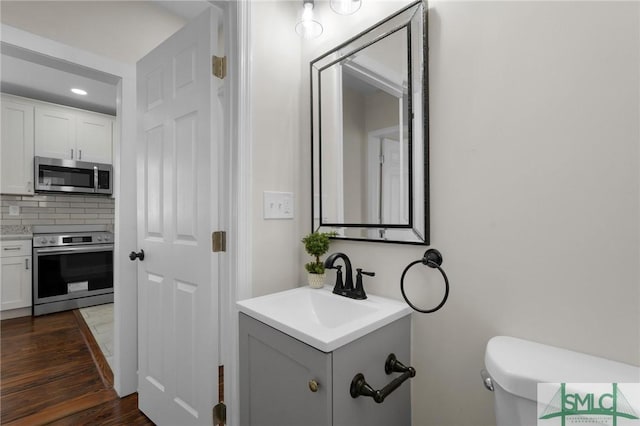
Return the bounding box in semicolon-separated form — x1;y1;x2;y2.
484;336;640;426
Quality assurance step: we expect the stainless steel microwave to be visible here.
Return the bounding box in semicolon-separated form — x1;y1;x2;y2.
35;156;113;195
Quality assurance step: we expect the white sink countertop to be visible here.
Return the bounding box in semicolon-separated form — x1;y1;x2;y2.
237;285;411;352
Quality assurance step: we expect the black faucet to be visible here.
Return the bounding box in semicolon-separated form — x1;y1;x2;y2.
324;253;375;300
324;252;353;296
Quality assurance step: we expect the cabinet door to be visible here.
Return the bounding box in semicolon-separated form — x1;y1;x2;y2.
76;113;113;164
0;256;32;311
239;313;332;426
1;97;34;194
333;317;411;426
35;105;76;159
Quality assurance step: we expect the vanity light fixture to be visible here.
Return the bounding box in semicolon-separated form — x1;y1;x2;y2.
330;0;361;15
71;88;87;96
295;0;323;39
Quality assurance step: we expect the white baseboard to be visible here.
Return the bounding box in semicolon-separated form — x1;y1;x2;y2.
1;307;31;320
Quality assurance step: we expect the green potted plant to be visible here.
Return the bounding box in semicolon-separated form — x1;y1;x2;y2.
302;231;337;288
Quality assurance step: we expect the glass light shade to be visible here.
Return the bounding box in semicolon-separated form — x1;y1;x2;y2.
296;3;323;39
295;20;323;39
330;0;361;15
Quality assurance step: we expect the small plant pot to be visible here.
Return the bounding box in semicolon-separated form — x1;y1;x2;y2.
307;273;326;289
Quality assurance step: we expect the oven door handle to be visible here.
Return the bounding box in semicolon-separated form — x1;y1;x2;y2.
34;244;114;255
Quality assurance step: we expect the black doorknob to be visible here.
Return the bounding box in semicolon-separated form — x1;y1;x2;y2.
129;249;145;261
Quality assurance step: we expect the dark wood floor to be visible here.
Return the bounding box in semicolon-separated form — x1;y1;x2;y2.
1;310;154;425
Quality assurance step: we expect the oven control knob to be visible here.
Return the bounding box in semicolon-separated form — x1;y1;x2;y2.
97;236;103;242
48;238;55;244
39;237;48;244
103;235;111;242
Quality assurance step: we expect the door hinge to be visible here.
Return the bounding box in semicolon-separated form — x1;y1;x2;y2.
214;364;226;425
212;231;226;253
213;402;226;425
212;55;227;79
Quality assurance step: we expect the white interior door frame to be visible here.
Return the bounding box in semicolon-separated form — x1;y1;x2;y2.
366;125;400;220
212;1;252;424
1;24;139;396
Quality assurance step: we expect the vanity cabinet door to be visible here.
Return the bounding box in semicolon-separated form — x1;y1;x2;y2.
333;316;411;426
239;313;332;426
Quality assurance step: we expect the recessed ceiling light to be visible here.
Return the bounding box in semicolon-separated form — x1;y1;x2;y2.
71;88;87;96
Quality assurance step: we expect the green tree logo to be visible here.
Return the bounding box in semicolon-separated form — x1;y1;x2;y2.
539;383;639;426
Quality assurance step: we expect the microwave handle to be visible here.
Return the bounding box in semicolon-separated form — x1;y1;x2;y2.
94;166;99;193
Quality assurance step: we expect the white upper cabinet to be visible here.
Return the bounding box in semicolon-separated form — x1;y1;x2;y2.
75;112;113;164
1;95;34;195
35;103;113;164
34;105;76;160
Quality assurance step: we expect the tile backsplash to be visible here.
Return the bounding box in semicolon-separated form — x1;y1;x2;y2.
0;194;114;232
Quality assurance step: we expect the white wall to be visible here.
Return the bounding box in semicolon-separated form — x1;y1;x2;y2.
411;3;639;424
294;1;640;425
249;1;306;297
0;1;186;64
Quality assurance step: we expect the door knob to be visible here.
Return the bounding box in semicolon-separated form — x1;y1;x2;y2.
129;249;145;261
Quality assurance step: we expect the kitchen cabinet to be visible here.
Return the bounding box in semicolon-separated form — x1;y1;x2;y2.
34;104;75;160
239;313;411;426
1;95;34;195
75;112;113;163
35;103;113;164
0;240;32;312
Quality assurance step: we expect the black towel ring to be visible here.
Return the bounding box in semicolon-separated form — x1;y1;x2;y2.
400;248;450;313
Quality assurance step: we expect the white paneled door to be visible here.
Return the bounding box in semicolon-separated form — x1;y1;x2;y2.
136;7;221;425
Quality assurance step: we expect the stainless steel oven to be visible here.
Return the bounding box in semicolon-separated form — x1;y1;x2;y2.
33;228;113;316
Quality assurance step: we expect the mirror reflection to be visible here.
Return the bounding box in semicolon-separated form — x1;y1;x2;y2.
321;28;409;226
311;0;428;244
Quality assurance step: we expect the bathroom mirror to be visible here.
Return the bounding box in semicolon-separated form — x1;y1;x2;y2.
311;0;428;244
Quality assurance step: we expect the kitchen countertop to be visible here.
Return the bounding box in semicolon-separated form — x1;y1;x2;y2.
0;234;32;241
0;225;32;240
0;224;113;240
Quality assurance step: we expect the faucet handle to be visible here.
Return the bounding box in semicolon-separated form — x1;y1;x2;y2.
358;269;375;277
332;265;344;294
352;268;373;300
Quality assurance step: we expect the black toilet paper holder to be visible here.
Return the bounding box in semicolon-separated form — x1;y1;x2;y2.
349;354;416;404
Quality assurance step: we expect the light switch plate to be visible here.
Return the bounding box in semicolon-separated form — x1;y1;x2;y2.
263;191;294;220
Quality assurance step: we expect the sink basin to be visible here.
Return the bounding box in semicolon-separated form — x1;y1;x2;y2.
236;286;411;352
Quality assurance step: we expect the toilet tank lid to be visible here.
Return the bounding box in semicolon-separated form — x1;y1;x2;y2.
485;336;640;401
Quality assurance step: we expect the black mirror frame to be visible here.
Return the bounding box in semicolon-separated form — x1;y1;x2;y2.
310;0;429;245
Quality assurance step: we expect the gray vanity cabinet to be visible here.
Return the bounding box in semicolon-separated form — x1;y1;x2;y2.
239;312;332;426
239;313;411;426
